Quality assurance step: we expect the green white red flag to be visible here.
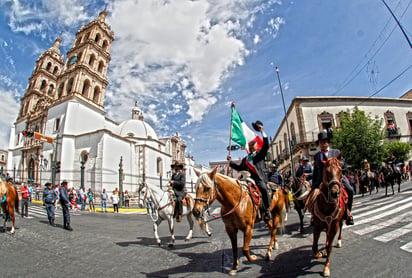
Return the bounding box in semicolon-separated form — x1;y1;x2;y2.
230;103;263;152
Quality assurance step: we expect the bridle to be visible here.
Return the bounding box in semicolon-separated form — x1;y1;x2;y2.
139;182;174;222
194;173;243;223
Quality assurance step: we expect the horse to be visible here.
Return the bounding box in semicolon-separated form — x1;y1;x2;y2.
306;158;346;277
289;176;311;233
138;182;211;247
378;163;401;196
192;168;287;276
0;179;20;234
359;171;379;196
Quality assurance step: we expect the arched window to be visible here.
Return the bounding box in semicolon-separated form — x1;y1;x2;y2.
318;111;334;132
95;33;101;43
57;83;64;98
284;133;288;155
88;54;95;67
102;40;108;51
45;62;52;71
40;80;47;92
48;84;54;95
77;51;83;62
385;110;398;137
81;80;90;96
290;122;296;145
66;78;74;94
53;66;59;74
93;86;100;103
75;36;82;46
97;61;104;73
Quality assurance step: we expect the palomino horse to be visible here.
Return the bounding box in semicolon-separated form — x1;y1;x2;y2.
289;176;311;233
192;168;287;276
306;158;346;277
139;182;211;247
0;179;20;234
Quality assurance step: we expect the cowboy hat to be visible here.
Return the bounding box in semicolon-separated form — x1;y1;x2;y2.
61;179;68;185
44;182;52;187
316;132;330;143
301;156;309;161
170;161;184;169
252;120;263;132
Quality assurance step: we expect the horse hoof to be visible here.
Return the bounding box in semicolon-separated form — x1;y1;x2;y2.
207;232;212;237
229;269;237;276
249;254;257;261
323;268;330;277
265;253;271;261
336;240;342;248
315;252;323;259
274;242;279;250
168;242;174;248
185;238;190;242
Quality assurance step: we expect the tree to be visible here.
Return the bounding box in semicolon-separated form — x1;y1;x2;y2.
382;141;411;163
333;107;386;170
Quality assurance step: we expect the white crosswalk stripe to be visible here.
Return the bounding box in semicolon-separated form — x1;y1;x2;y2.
24;205;63;218
345;187;412;253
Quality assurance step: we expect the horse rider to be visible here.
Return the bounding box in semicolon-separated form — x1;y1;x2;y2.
296;156;313;185
388;152;399;174
43;182;57;226
227;120;272;222
311;131;354;225
267;163;284;189
362;159;371;176
169;161;186;222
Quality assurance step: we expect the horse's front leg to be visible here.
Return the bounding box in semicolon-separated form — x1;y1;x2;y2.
9;207;15;234
296;204;305;233
312;223;322;258
185;212;194;241
336;219;343;248
167;215;176;247
265;213;280;260
225;225;239;276
243;224;257;262
323;223;339;277
153;218;163;246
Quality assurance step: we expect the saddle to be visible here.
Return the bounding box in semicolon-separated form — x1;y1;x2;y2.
238;171;261;206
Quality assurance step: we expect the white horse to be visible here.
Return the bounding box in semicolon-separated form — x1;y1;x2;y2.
139;182;212;247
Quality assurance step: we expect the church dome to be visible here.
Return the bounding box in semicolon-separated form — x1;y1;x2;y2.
118;119;158;140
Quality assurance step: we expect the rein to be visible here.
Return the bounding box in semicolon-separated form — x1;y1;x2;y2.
314;181;342;225
196;177;244;223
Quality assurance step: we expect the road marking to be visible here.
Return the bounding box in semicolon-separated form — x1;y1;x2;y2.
374;223;412;243
400;242;412;253
351;196;412;220
345;200;412;228
353;211;412;235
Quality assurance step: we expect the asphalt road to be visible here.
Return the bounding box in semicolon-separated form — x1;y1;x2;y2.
1;182;412;278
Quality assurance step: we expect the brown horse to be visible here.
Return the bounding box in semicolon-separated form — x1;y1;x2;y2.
307;158;346;277
0;179;20;234
192;168;287;276
289;176;311;233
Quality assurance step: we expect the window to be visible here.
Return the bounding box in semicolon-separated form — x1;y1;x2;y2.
93;86;100;102
157;158;163;176
40;80;47;92
48;84;54;95
88;54;95;67
384;110;397;136
57;83;64;98
55;118;61;131
102;40;108;51
318;111;334;131
284;133;288;154
97;61;104;73
407;112;412;134
95;33;101;43
28;158;35;181
66;78;74;94
290;122;296;145
53;66;59;74
45;62;52;71
81;80;90;96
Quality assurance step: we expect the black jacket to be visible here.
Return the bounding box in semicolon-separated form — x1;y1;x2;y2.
312;148;341;189
171;171;186;197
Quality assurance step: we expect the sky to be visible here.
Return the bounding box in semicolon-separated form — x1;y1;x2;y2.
0;0;411;166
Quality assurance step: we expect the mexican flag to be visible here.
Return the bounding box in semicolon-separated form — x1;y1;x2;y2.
230;103;263;152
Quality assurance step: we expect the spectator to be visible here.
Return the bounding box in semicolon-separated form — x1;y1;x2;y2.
101;188;108;213
21;182;30;218
28;182;33;202
124;190;130;208
79;187;87;211
111;191;119;213
35;185;40;200
87;188;95;212
53;185;60;210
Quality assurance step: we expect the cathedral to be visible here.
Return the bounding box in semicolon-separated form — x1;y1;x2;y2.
7;9;203;193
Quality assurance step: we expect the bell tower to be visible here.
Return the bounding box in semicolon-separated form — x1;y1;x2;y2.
18;36;64;121
56;8;114;111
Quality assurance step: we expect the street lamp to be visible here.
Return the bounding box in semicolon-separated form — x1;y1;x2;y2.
275;67;295;175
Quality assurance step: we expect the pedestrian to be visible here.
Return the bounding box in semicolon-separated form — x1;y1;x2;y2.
35;185;40;200
227;120;271;222
87;188;95;212
53;184;60;210
79;187;86;211
311;131;354;225
42;182;57;226
20;182;30;218
101;188;108;213
59;180;73;231
28;182;33;202
111;191;119;213
169;160;186;222
124;190;130;208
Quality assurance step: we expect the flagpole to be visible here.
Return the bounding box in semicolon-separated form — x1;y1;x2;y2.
275;67;296;176
226;102;235;175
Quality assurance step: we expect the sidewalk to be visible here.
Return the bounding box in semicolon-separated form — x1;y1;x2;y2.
30;199;147;214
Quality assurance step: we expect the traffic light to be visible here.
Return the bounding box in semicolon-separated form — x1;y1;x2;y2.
55;161;61;173
22;130;34;137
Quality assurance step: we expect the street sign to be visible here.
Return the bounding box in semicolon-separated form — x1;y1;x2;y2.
34;132;54;144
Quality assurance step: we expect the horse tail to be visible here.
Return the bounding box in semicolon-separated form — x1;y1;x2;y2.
13;185;20;214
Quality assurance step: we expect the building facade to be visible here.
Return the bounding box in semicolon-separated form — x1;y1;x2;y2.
270;93;412;173
7;10;206;193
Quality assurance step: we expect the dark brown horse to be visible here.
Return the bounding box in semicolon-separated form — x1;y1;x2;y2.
192;168;287;276
0;179;20;234
306;158;346;277
289;176;311;233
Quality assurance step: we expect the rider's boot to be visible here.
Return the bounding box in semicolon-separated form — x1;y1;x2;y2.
345;209;354;225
